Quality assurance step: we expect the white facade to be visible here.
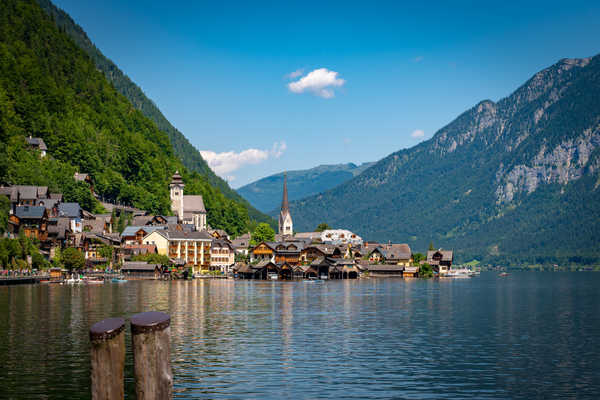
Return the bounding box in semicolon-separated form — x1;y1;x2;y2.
320;229;363;246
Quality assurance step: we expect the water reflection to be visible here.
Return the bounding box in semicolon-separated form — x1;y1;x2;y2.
1;273;600;399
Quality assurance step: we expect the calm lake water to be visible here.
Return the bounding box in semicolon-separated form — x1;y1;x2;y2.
1;272;599;399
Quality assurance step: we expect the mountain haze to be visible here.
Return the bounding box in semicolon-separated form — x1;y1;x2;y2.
237;162;374;213
290;56;600;265
36;0;273;226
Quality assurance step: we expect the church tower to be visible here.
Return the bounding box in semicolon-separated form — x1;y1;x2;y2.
170;171;185;222
278;172;293;235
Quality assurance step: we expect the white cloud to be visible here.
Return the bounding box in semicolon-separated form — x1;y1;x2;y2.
287;68;345;98
411;129;425;138
286;69;304;79
200;141;287;177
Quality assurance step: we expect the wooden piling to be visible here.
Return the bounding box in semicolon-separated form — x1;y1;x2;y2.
131;311;173;399
89;317;126;400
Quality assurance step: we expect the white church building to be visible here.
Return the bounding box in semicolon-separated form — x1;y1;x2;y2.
170;171;207;231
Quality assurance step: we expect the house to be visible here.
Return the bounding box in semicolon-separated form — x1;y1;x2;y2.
141;229;213;273
210;239;235;273
12;205;48;241
0;185;50;209
273;242;305;265
169;171;207;231
120;225;167;245
231;233;251;256
131;215;175;226
26;136;47;157
310;257;360;279
120;244;157;261
47;217;72;249
58;203;83;233
368;244;412;266
209;229;230;240
82;218;106;235
320;229;363;246
121;262;162;279
250;242;276;263
426;249;454;274
403;266;419;278
300;244;342;263
82;233;115;266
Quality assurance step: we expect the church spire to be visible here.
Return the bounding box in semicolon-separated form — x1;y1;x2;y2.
281;172;289;213
278;172;293;235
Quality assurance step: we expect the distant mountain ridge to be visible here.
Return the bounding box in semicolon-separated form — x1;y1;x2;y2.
36;0;273;226
289;56;600;265
236;162;374;213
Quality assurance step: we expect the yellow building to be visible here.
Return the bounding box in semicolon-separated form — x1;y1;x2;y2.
142;229;212;273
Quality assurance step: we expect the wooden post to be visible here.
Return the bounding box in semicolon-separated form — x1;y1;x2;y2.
131;311;173;400
89;317;126;400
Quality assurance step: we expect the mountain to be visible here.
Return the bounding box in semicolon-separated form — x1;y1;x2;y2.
237;162;374;213
0;0;252;235
289;56;600;266
35;0;273;227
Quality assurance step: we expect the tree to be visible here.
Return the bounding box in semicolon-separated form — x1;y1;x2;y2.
419;263;433;278
131;253;170;265
413;252;425;264
428;241;435;251
315;223;330;232
251;223;275;246
62;248;85;271
0;196;10;234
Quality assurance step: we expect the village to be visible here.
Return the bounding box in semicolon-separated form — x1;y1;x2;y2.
0;137;457;282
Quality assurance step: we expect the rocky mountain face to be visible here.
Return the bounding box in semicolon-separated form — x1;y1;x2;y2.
236;162;374;214
290;56;600;265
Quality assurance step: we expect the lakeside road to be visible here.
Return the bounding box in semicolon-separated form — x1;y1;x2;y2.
1;272;599;399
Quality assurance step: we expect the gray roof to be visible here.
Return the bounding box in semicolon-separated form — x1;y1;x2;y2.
160;229;213;241
294;232;322;240
49;193;63;201
371;244;412;260
132;215;154;226
122;262;161;271
231;237;250;249
212;239;233;250
427;250;453;263
15;205;46;219
58;202;82;218
48;217;70;239
183;195;206;213
363;264;405;272
83;219;105;234
37;198;59;210
1;185;49;201
26;137;47;151
121;225;167;237
165;216;178;224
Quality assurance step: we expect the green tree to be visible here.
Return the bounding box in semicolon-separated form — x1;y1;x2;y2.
412;252;425;264
250;223;275;246
62;248;85;271
419;263;433;278
315;223;330;232
428;241;435;251
131;253;170;265
0;196;10;233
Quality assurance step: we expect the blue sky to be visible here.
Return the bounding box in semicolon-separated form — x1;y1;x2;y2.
53;0;600;187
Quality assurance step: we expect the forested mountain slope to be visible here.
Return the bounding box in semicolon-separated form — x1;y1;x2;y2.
0;0;251;235
290;56;600;265
237;162;374;213
36;0;273;226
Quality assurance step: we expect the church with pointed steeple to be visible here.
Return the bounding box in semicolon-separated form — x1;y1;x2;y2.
278;173;293;236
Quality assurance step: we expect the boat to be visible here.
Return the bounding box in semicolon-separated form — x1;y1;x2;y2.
498;272;509;277
111;278;128;283
446;268;472;278
85;279;104;285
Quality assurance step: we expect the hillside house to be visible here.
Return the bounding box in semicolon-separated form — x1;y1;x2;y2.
26;136;47;157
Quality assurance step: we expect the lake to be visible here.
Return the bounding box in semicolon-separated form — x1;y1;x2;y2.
1;272;599;399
